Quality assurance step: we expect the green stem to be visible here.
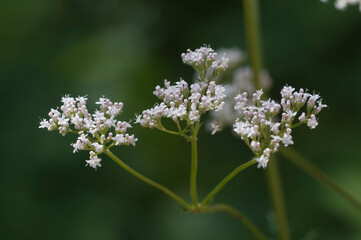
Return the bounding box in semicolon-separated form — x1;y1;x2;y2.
243;0;263;90
202;203;268;240
243;1;291;239
265;156;290;240
201;159;256;207
157;125;191;141
279;147;361;213
190;133;199;210
175;121;182;132
105;150;192;210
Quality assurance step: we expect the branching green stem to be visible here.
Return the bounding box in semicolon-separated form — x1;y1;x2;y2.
105;150;192;210
279;147;361;213
157;124;191;141
202;203;268;240
201;159;256;207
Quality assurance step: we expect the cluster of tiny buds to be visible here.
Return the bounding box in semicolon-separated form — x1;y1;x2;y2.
233;86;327;169
136;46;227;132
39;95;137;170
181;46;229;76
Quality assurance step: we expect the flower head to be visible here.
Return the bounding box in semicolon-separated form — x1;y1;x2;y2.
233;85;326;169
136;46;227;135
39;96;137;170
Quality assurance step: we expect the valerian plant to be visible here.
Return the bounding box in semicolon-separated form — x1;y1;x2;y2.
40;45;329;240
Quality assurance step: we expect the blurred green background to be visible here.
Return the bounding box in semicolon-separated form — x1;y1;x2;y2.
1;0;361;239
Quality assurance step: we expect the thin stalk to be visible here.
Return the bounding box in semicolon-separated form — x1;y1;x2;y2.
105;150;192;210
190;134;199;210
157;124;191;141
265;156;290;240
201;159;256;207
202;203;268;240
279;147;361;213
243;0;263;90
243;1;291;239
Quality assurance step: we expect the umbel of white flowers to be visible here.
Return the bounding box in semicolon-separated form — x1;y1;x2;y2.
39;96;137;169
320;0;361;11
135;46;228;131
135;80;226;128
232;86;327;169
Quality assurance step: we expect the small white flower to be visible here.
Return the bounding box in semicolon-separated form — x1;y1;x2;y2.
281;85;295;98
253;89;263;102
89;127;99;137
247;126;259;138
307;114;318;129
263;148;271;157
251;141;261;151
307;94;320;108
282;111;297;122
271;123;281;134
256;155;269;169
113;134;126;145
75;96;87;106
57;116;69;127
125;134;138;147
72;140;84;153
281;129;294;147
298;112;306;122
48;108;61;120
234;92;248;111
92;142;104;153
212;57;229;71
96;97;111;110
85;155;102;170
71;114;83;129
39;119;51;129
315;100;328;114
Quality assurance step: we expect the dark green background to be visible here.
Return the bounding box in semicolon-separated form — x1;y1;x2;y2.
1;0;361;239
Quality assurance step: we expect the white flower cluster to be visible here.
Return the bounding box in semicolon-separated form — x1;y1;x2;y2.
136;46;227;133
233;86;327;169
136;79;226;128
182;46;229;76
192;47;246;85
39;96;137;170
321;0;361;11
